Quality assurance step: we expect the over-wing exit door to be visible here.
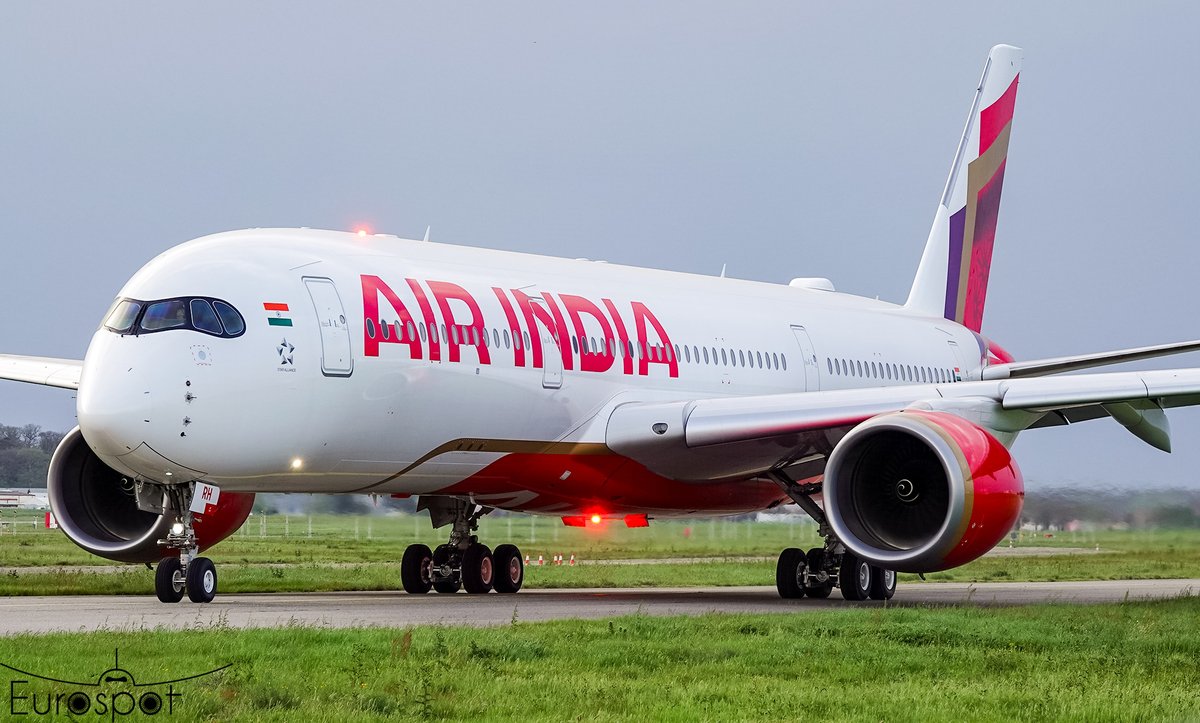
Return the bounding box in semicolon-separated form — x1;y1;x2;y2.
303;277;354;377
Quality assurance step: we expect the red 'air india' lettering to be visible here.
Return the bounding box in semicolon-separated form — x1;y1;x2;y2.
632;301;678;378
361;275;422;359
429;280;491;365
602;298;634;375
492;288;525;368
406;279;441;362
510;289;573;371
560;294;615;373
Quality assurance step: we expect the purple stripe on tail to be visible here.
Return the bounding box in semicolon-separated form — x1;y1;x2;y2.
943;206;967;321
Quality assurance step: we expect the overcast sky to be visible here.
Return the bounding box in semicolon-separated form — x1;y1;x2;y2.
1;3;1198;488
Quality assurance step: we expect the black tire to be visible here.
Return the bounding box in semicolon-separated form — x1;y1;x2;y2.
839;553;872;601
869;566;897;600
154;557;184;603
492;544;524;594
804;548;834;599
432;545;461;594
186;557;217;603
775;548;806;599
401;544;434;594
462;543;494;594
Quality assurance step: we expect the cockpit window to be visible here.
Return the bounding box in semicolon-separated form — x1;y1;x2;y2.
103;300;142;333
212;301;245;336
140;300;189;331
190;299;224;335
103;296;246;338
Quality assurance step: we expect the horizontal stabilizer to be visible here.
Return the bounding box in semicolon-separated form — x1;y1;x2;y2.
982;339;1200;380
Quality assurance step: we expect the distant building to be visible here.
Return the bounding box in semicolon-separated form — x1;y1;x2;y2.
0;489;49;510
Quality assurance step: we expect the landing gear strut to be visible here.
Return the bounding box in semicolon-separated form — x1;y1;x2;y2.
769;470;895;602
153;483;218;604
401;497;524;595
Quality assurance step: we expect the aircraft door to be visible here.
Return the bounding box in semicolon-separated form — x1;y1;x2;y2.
947;340;967;382
790;325;820;392
530;298;563;389
303;276;354;377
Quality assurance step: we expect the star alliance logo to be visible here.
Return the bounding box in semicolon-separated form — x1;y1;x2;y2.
277;338;295;366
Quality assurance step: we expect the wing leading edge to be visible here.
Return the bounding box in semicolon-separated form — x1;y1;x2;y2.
0;355;83;390
606;367;1200;480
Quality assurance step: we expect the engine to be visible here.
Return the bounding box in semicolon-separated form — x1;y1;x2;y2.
824;411;1023;573
47;427;255;563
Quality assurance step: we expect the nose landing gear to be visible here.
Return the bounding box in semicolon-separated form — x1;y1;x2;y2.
153;484;218;604
401;497;525;595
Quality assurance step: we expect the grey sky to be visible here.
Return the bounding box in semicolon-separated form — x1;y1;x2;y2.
2;3;1197;488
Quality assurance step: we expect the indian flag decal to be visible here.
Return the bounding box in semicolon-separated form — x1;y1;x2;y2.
264;302;293;327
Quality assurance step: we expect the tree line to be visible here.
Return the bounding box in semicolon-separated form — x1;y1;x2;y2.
0;424;65;488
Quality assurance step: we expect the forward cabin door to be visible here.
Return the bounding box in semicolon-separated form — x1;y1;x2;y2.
530;298;562;389
790;325;819;392
303;276;354;377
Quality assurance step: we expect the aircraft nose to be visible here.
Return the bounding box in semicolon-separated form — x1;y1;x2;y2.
76;338;156;458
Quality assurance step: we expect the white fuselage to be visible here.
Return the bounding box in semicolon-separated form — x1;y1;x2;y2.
76;229;983;516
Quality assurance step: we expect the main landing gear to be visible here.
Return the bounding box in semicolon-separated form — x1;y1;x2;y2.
769;472;897;603
153;484;218;604
401;498;524;595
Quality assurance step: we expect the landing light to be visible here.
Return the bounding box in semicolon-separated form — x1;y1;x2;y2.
356;229;367;237
291;458;304;471
171;522;185;536
590;514;602;524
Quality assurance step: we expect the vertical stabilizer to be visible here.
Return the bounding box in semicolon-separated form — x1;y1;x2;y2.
905;45;1021;332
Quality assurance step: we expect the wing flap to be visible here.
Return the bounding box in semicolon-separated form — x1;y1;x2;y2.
0;355;83;390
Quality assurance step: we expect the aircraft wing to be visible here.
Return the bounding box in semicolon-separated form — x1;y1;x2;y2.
0;355;83;390
605;367;1200;480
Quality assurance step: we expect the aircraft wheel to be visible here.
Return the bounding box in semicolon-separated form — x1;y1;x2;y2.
186;557;218;603
154;557;184;603
839;553;872;601
462;543;494;594
869;566;897;600
775;548;806;599
432;545;461;594
401;544;434;594
804;548;834;599
492;544;524;594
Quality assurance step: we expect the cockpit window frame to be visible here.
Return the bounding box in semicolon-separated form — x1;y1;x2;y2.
103;296;247;339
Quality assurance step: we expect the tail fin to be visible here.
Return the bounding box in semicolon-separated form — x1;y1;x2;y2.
905;45;1021;333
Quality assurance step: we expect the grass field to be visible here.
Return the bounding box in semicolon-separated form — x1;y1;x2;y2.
2;511;1199;596
2;598;1198;721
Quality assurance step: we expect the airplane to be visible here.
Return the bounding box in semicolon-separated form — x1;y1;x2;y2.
4;44;1200;605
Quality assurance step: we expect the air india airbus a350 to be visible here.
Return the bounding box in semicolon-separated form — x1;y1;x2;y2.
3;45;1199;604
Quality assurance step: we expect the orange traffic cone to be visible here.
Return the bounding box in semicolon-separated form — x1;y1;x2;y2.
524;554;530;565
569;554;576;566
537;555;544;566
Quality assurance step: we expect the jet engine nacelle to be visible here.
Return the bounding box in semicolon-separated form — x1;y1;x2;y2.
824;411;1023;573
47;427;255;563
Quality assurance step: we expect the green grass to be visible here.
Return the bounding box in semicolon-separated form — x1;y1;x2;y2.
2;513;1200;596
2;599;1199;721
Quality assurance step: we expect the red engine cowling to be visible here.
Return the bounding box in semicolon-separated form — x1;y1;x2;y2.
824;411;1023;573
47;427;255;563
